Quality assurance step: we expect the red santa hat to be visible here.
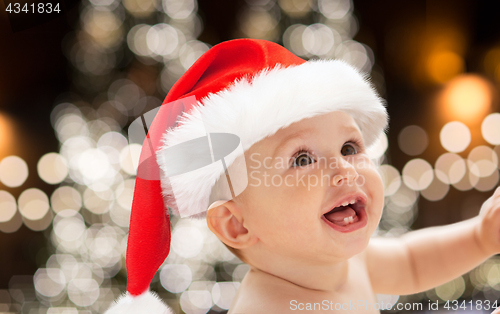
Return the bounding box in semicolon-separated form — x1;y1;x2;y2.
105;38;388;313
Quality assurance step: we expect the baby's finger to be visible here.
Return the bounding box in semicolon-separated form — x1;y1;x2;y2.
491;306;500;314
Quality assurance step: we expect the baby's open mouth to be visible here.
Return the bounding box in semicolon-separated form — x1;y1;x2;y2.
323;199;361;227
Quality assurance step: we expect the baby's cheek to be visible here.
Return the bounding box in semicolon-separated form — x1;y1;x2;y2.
367;172;385;219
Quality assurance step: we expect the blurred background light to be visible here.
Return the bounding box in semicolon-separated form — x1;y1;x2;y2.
239;7;279;40
18;188;50;221
50;186;82;213
0;113;14;155
467;146;498;178
483;47;500;83
482;113;500;145
302;24;335;56
179;41;210;70
67;278;100;307
37;153;69;185
426;50;464;84
390;183;419;208
180;289;212;314
0;190;17;223
163;0;196;19
402;158;434;191
398;125;428;156
279;0;311;18
211;282;239;310
420;171;450;201
440;121;471;153
123;0;155;17
378;165;401;196
283;24;308;56
435;276;466;301
452;161;481;191
474;168;499;192
439;75;492;124
120;144;142;175
172;224;204;259
33;268;66;298
0;156;29;188
318;0;352;19
367;133;388;159
335;40;373;73
160;264;192;293
435;153;466;184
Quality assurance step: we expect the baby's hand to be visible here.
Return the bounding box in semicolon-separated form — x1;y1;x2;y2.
476;187;500;255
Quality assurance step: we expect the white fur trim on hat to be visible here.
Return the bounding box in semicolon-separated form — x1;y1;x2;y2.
156;59;388;218
104;290;174;314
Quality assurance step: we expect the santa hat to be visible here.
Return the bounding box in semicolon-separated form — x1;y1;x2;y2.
105;38;388;313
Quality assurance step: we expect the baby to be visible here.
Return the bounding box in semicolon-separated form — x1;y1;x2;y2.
105;38;500;314
207;109;500;313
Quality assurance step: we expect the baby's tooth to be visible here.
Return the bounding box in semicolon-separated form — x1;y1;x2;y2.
349;216;354;223
349;199;356;204
344;217;349;224
341;201;349;206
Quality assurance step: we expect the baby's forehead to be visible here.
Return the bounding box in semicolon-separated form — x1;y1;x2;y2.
252;111;362;149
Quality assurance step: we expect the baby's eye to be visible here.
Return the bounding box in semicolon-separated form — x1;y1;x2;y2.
341;143;358;156
291;150;315;167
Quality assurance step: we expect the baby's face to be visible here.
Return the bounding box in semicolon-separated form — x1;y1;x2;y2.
236;111;384;263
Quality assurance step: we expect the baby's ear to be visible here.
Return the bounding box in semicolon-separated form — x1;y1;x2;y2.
206;200;258;249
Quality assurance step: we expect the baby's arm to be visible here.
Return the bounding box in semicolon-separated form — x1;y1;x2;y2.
365;187;500;295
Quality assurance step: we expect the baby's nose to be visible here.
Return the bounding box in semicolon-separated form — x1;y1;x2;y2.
332;157;359;186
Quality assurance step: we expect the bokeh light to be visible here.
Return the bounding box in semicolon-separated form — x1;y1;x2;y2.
33;269;66;298
318;0;352;19
435;153;466;184
37;153;69;184
440;121;471;153
421;171;450;201
439;75;492;124
398;125;428;156
483;47;500;83
123;0;155;17
452;161;480;191
18;188;50;221
426;50;464;84
367;133;388;159
239;7;279;40
402;158;434;191
212;282;239;310
378;165;401;196
162;0;196;19
171;224;205;259
0;156;29;188
482;113;500;145
160;264;192;293
0;190;17;223
279;0;311;18
389;183;418;210
474;169;499;192
467;146;498;178
120;144;142;175
50;186;82;213
435;276;466;301
0;208;23;233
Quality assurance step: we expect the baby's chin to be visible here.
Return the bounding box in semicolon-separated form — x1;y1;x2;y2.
326;234;371;259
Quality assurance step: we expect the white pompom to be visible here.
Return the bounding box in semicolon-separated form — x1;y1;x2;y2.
105;290;175;314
